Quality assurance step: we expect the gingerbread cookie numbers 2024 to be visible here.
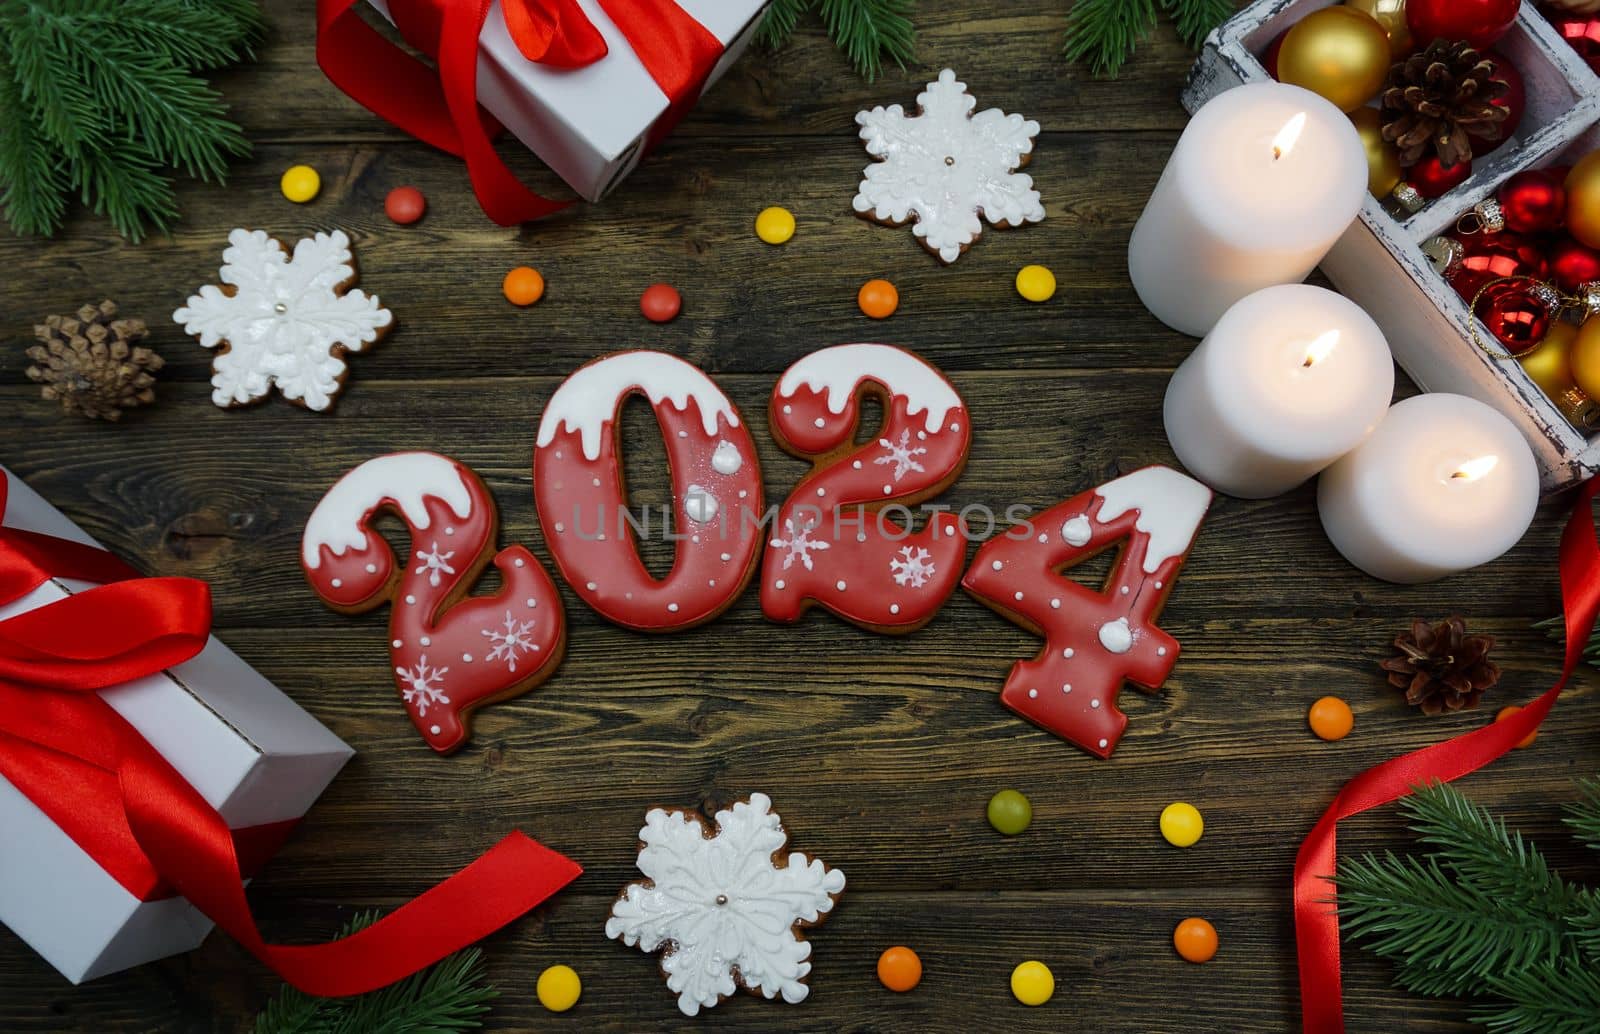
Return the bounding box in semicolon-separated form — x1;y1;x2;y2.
302;452;566;753
302;355;1213;761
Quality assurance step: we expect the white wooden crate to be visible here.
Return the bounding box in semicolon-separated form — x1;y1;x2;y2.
1185;0;1600;495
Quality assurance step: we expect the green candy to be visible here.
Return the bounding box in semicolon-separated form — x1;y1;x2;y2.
987;789;1033;836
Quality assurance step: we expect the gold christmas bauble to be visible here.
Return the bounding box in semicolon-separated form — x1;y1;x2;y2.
1345;0;1415;60
1520;320;1579;400
1567;150;1600;251
1571;316;1600;400
1350;107;1402;198
1277;7;1392;113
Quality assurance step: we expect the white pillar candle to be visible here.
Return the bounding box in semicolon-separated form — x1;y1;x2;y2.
1318;394;1540;584
1164;285;1394;499
1129;82;1368;337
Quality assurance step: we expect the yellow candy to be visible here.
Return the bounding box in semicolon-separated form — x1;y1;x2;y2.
536;964;581;1013
280;165;321;204
1160;802;1204;848
1015;264;1056;303
755;206;796;245
1010;960;1054;1006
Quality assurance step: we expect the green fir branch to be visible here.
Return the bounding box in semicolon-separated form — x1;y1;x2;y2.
69;145;178;243
0;52;68;236
758;0;915;81
253;912;497;1034
1063;0;1157;80
1535;614;1600;669
54;1;263;72
1337;782;1600;1026
1567;779;1600;854
1161;0;1235;49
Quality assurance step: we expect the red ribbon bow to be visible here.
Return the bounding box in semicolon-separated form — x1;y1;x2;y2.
1296;475;1600;1032
0;476;580;996
316;0;725;224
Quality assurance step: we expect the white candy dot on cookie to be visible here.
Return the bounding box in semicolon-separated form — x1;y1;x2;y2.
836;580;847;591
586;581;598;591
431;724;442;735
890;603;900;614
420;636;430;646
331;578;342;588
392;639;403;649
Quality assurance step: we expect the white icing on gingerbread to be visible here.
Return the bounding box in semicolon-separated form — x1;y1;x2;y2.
684;485;719;524
303;452;473;568
1061;515;1091;546
1094;467;1212;574
605;793;845;1017
1098;617;1133;654
776;343;963;434
711;440;743;475
537;351;740;462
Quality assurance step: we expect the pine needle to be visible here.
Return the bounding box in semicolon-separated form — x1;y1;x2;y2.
0;52;68;236
253;912;498;1034
759;0;915;81
1161;0;1236;49
1534;614;1600;669
1063;0;1158;80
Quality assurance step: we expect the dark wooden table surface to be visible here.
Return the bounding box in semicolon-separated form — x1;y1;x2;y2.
2;3;1596;1031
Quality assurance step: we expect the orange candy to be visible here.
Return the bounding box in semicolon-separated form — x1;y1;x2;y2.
1495;705;1538;749
1308;696;1354;741
877;945;922;992
1174;917;1218;963
858;278;899;319
503;266;545;306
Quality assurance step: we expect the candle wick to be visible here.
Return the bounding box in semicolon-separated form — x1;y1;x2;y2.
1273;146;1282;161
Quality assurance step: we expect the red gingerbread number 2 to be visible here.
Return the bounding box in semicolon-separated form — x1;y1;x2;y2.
962;466;1211;759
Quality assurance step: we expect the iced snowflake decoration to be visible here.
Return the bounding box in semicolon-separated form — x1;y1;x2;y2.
395;655;450;716
606;793;845;1017
853;68;1044;264
890;545;936;588
482;610;538;672
174;228;392;411
770;516;830;571
874;429;928;482
413;541;456;588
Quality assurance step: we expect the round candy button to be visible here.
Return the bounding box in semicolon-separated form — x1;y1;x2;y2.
987;789;1032;836
1495;705;1538;749
755;206;796;245
536;964;581;1012
1174;917;1219;963
877;945;922;992
280;165;320;204
1309;696;1354;741
1015;264;1057;302
503;266;545;307
1010;960;1054;1006
858;278;899;319
1160;802;1204;848
641;283;682;322
385;185;427;225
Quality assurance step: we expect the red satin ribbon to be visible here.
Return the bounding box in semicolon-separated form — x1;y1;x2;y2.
316;0;723;224
1296;475;1600;1032
0;477;581;995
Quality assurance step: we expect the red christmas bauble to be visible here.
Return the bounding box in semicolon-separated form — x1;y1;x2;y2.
1472;50;1526;157
1407;0;1520;50
1408;155;1473;199
1498;169;1568;233
1449;230;1551;302
1548;12;1600;77
1550;236;1600;293
1473;279;1554;354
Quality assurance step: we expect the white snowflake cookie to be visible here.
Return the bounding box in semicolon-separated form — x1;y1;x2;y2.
174;228;392;411
853;68;1045;264
606;793;845;1017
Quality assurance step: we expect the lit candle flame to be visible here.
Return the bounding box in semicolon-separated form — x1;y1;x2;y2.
1273;112;1307;161
1451;456;1499;482
1301;329;1340;368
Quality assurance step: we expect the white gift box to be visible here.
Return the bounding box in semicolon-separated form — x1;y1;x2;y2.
370;0;769;202
0;467;353;984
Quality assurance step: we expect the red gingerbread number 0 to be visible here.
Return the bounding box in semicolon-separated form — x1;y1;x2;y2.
962;466;1211;758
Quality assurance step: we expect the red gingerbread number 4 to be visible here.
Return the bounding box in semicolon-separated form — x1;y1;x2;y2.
302;452;566;754
962;466;1211;759
762;344;971;633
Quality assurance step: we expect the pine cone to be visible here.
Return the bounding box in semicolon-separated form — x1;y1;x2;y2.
25;301;163;421
1380;616;1502;715
1381;40;1511;169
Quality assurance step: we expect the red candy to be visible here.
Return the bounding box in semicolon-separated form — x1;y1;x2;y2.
761;344;970;633
384;185;427;224
962;467;1211;759
640;283;682;323
302;453;566;754
534;351;765;631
